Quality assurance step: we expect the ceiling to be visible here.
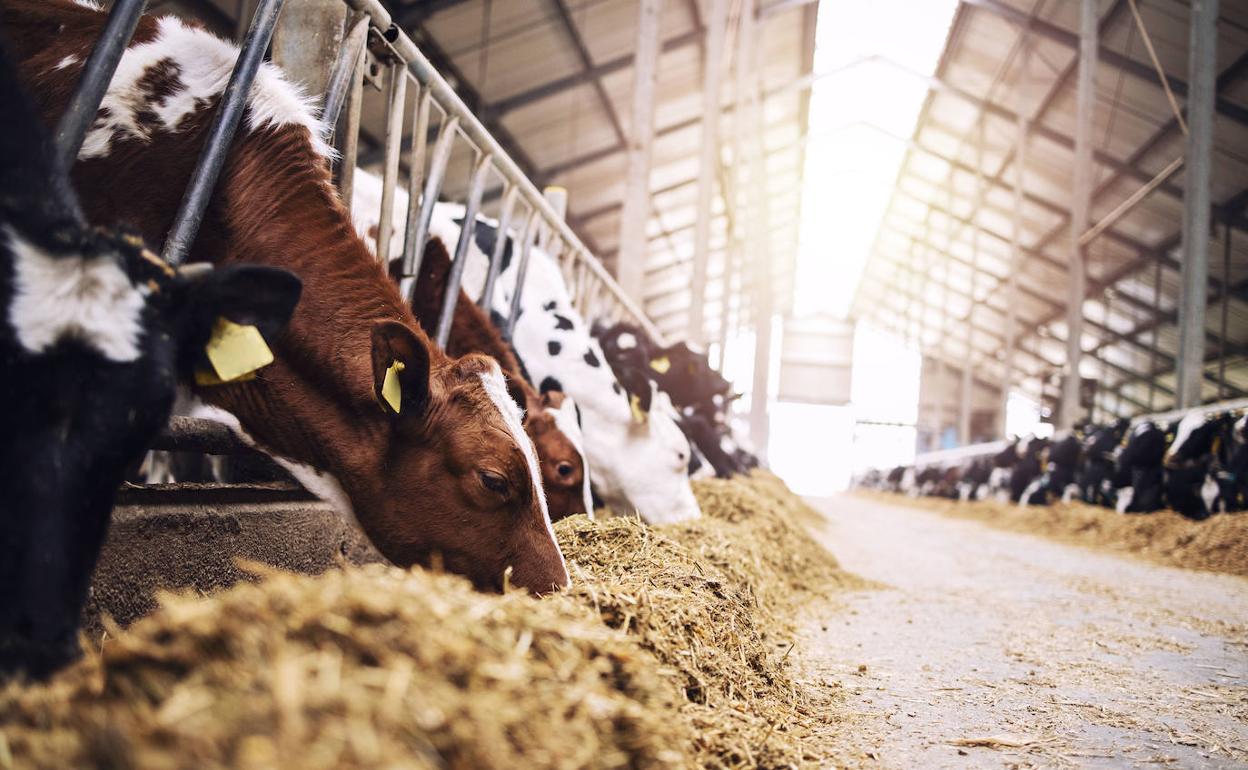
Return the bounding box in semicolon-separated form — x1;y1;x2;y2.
849;0;1248;418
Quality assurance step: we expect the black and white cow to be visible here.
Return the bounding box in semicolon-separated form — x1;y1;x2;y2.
1163;411;1233;520
0;42;301;679
1078;419;1129;507
1009;435;1049;503
1021;431;1081;506
594;320;747;479
1114;421;1173;513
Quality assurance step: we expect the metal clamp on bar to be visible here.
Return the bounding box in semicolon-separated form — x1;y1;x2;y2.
54;0;147;168
162;0;286;265
436;153;493;348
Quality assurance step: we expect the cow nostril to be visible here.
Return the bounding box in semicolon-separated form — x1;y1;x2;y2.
557;461;575;477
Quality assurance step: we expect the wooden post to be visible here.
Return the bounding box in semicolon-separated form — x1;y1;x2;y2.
616;0;664;302
688;0;728;346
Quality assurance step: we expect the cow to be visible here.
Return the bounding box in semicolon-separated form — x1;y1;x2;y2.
1114;421;1172;514
1078;419;1129;507
7;0;569;594
406;236;592;520
987;438;1019;501
957;457;992;501
347;175;701;523
1021;431;1081;506
1163;411;1232;520
593;320;750;478
0;40;301;679
1009;435;1049;504
454;218;701;523
1215;413;1248;512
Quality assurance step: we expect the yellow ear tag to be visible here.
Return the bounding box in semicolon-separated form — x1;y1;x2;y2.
204;317;274;382
382;360;405;414
649;355;671;374
629;393;648;425
194;366;259;387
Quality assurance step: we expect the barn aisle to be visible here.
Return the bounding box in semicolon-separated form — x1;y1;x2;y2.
796;495;1248;769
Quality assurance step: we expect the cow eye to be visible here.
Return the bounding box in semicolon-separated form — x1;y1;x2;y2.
478;470;510;496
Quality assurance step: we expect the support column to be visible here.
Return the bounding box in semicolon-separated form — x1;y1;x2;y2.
271;0;347;100
1003;43;1029;435
688;0;728;346
744;0;772;458
616;0;664;302
1177;0;1218;409
1061;0;1096;431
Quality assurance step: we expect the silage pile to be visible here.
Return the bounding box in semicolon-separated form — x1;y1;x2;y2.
870;492;1248;576
0;472;847;769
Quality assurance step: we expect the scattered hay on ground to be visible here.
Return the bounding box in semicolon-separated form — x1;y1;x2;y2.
865;492;1248;577
1;472;850;770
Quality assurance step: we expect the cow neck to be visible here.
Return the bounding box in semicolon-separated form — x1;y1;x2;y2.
198;127;447;473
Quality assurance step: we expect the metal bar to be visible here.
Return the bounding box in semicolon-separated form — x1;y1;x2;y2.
399;114;458;301
1148;254;1163;411
342;0;665;344
1177;0;1218;409
335;37;365;210
616;0;664;302
479;184;518;311
322;13;370;133
54;0;147;169
1059;0;1096;431
399;87;433;270
1077;155;1184;248
505;212;542;341
162;0;285;265
1220;224;1231;399
376;62;408;262
688;0;727;345
435;153;492;348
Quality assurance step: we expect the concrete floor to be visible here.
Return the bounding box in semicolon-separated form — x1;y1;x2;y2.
797;494;1248;769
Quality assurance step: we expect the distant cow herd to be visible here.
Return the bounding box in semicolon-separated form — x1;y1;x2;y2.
0;0;756;679
859;410;1248;520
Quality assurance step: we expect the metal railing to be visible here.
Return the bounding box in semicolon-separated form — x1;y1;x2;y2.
332;0;666;345
54;0;670;457
58;0;665;343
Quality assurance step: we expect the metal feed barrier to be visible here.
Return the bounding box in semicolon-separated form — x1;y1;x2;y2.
54;0;666;461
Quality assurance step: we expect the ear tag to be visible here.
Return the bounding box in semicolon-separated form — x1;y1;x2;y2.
649;355;671;374
382;360;405;414
629;393;648;425
204;317;274;382
194;366;259;387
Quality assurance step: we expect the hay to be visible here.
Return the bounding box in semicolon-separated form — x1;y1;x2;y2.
0;472;848;769
867;492;1248;577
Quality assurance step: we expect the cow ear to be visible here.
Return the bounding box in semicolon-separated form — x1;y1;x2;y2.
370;320;431;418
180;264;303;346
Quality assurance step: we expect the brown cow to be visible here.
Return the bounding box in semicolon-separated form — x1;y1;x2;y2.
3;0;568;594
405;236;592;520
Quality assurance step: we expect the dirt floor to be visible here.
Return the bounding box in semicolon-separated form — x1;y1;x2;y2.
860;492;1248;577
796;494;1248;769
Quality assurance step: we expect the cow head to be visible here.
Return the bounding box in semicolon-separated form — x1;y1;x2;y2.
523;389;592;520
0;227;301;681
357;324;568;594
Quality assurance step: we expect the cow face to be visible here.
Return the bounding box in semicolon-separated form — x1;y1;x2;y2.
0;225;301;681
364;326;567;594
527;389;592;521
